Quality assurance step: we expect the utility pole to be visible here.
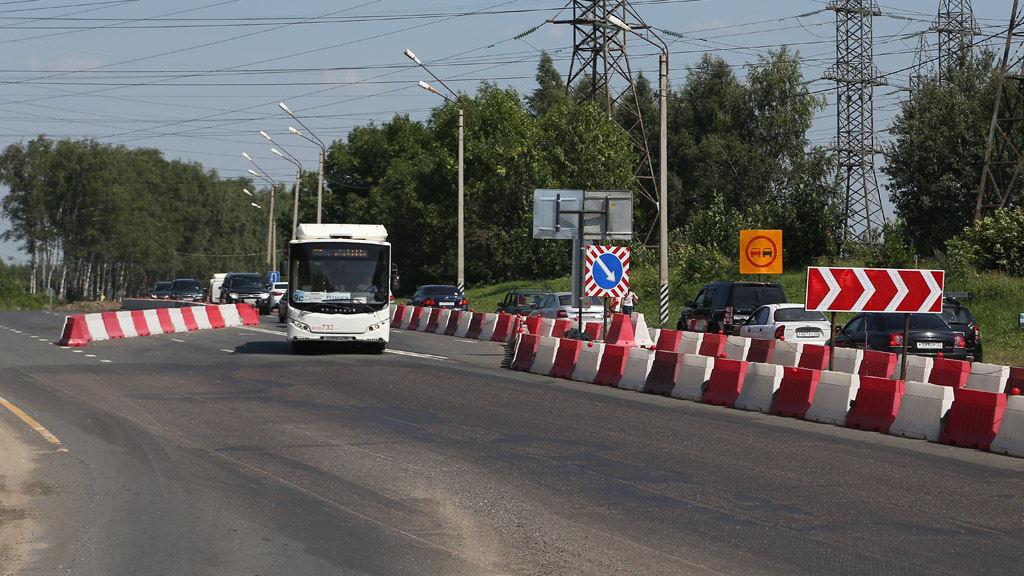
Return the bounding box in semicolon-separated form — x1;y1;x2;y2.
976;0;1024;220
823;0;888;246
551;1;671;325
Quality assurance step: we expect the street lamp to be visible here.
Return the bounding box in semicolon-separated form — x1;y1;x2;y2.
260;130;303;241
243;152;278;276
279;102;326;225
404;49;465;293
606;15;670;326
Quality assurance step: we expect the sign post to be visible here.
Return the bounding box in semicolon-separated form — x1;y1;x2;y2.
533;189;632;335
805;266;945;378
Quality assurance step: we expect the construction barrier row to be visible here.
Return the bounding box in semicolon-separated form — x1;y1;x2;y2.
502;330;1024;458
389;304;606;345
391;304;1024;458
58;303;260;346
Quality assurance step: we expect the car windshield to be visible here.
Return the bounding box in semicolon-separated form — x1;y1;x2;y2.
731;285;785;310
874;313;948;331
774;308;827;322
155;282;171;290
941;307;974;324
556;294;602;307
232;276;265;289
172;280;201;291
423;286;460;296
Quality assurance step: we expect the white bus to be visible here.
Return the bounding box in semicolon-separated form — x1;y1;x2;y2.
284;223;396;353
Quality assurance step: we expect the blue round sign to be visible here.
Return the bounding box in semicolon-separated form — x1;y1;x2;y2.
593;253;624;291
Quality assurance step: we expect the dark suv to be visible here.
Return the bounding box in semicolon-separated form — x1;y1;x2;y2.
219;272;272;315
940;295;982;362
677;281;786;334
170;278;204;302
496;287;553;315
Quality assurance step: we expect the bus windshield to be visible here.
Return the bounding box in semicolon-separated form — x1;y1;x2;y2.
289;242;390;310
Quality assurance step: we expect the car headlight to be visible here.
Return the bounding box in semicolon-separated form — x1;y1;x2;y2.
259;292;269;299
229;292;239;299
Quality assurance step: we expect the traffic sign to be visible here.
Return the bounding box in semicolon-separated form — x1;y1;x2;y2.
805;266;944;313
268;270;280;283
740;230;782;274
585;246;629;297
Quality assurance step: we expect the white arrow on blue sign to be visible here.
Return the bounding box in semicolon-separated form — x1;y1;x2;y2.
585;246;630;297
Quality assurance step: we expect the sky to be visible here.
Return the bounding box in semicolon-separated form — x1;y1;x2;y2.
0;0;1013;264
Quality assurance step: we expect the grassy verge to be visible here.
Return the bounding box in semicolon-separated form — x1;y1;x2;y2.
462;267;1024;368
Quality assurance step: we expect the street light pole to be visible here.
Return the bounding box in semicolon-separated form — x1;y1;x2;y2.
261;130;303;241
607;16;671;325
243;153;278;276
279;102;326;224
404;49;465;293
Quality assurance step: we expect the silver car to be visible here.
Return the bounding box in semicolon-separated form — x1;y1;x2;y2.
530;292;605;321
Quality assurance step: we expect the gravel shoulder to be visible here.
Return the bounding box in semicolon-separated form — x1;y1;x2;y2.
0;417;38;576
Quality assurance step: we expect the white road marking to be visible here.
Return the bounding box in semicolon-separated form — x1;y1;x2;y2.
385;349;449;361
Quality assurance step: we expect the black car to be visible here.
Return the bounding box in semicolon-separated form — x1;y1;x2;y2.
677;281;786;334
150;281;173;299
831;312;967;360
496;287;552;315
219;272;272;315
170;278;204;302
408;285;468;311
940;296;982;362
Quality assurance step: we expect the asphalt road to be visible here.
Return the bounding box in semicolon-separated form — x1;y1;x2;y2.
1;309;1024;575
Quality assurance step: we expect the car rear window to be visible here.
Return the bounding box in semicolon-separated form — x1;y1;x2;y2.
424;286;459;296
874;313;948;331
774;308;827;322
731;285;785;310
941;307;974;324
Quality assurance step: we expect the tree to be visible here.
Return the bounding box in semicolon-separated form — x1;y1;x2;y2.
883;49;1000;255
526;51;567;117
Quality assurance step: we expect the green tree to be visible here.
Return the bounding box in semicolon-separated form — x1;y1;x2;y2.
526;51;568;117
883;49;1000;255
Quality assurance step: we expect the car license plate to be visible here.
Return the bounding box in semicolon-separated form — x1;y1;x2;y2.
917;341;942;350
796;329;820;338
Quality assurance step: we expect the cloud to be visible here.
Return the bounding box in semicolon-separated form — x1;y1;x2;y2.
22;55;106;72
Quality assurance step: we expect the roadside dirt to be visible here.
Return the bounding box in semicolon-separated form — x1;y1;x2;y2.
0;418;38;576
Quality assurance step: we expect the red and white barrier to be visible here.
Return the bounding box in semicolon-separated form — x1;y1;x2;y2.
734;362;784;412
572;342;605;384
832;347;863;374
846;376;905;433
966;363;1009;393
677;331;703;355
939;387;1007;450
889;381;954;441
672;354;714;401
528;336;561;376
723;335;750;362
991;395;1024;457
771;367;821;419
927;357;970;388
618;347;654;391
58;304;257;347
805;370;858;425
702;358;750;407
550;338;583;379
894;354;933;383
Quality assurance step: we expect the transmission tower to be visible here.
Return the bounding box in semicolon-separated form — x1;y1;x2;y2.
550;1;660;212
823;0;888;245
975;0;1024;220
910;32;934;91
931;0;979;84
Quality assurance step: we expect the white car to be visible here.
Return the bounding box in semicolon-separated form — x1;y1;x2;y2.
529;292;605;322
270;281;288;310
739;303;832;345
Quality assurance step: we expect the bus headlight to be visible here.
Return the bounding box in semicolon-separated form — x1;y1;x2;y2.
290;319;311;332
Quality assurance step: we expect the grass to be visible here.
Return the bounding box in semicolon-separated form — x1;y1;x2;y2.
462;267;1024;368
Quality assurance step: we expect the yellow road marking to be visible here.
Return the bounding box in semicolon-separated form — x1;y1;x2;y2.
0;395;68;452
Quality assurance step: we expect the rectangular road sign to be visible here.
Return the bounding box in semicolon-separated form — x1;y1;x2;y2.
739;230;782;275
805;266;945;313
532;189;632;240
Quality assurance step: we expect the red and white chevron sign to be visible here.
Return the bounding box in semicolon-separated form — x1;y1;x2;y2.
805;266;945;313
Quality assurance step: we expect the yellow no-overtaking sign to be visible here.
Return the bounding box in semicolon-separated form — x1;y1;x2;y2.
739;230;782;275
